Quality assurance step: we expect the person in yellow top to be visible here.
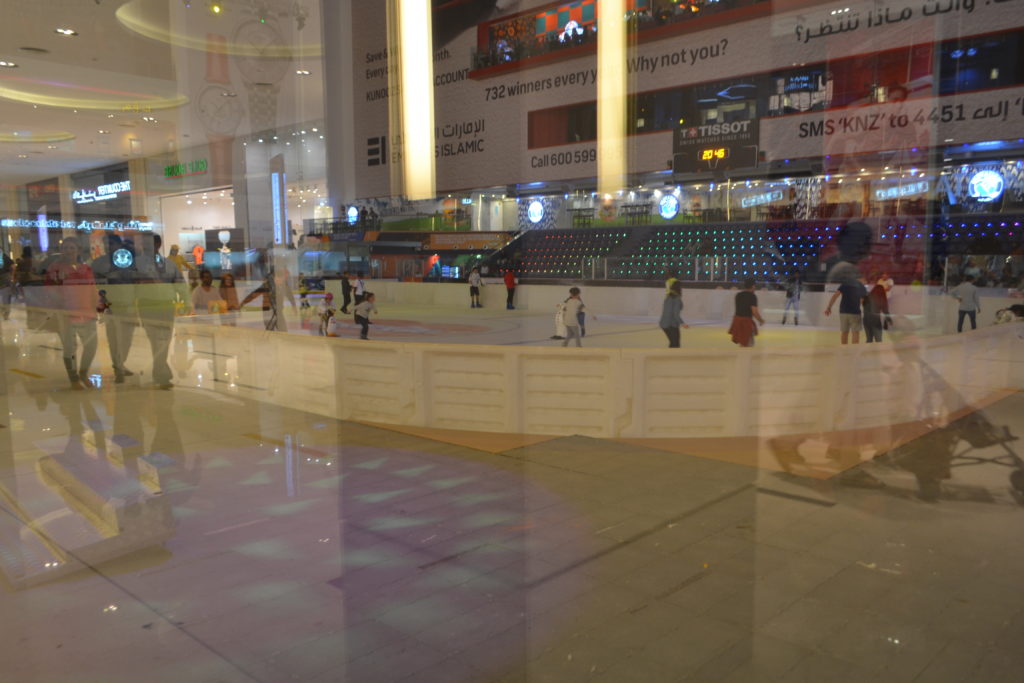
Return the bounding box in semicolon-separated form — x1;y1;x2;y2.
168;244;196;276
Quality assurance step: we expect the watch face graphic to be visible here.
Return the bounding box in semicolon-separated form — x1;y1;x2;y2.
196;84;244;136
234;21;290;84
113;248;134;269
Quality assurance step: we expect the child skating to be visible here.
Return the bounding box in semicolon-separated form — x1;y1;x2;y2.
353;292;377;339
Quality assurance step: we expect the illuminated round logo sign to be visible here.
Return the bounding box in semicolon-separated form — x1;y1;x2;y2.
968;170;1004;202
112;248;133;269
347;206;360;224
527;200;545;224
659;194;680;220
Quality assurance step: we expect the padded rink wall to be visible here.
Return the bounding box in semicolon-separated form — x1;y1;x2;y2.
179;319;1024;439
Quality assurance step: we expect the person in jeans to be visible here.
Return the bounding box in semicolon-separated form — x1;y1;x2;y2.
825;273;868;344
951;275;980;332
45;237;99;389
561;287;585;347
659;280;690;347
353;292;377;339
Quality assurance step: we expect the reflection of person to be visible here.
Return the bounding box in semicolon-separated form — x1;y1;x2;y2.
561;287;585;348
729;278;764;347
951;275;980;332
14;246;39;291
137;234;188;389
91;235;139;383
219;273;240;326
353;292;377;340
468;267;483;308
659;280;690;348
0;250;12;320
45;237;99;389
190;270;224;315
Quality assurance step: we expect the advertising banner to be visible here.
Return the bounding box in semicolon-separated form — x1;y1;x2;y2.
426;232;513;251
350;0;1024;197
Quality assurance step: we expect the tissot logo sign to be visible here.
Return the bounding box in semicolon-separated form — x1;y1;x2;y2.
673;119;758;173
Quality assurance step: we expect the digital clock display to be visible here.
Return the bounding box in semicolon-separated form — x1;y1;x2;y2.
700;147;730;161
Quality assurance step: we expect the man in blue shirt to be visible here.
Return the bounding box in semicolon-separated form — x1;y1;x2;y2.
825;263;868;345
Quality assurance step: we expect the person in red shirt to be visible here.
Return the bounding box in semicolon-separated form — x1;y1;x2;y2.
503;269;517;310
45;236;99;389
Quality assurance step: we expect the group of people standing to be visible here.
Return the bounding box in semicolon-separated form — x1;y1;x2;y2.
317;271;377;339
9;234;189;389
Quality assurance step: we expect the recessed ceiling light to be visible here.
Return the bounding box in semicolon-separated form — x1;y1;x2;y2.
221;91;237;97
17;154;27;158
296;69;311;76
47;145;57;149
98;129;110;134
0;60;17;68
107;113;115;118
55;28;78;36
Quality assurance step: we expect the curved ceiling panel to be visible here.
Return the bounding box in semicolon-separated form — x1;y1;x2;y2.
116;0;322;58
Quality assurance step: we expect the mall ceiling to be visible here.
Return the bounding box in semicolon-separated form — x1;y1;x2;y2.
0;0;323;187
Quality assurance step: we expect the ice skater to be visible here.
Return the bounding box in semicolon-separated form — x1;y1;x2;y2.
561;287;585;347
353;292;377;339
660;280;690;347
781;273;802;325
729;278;764;348
468;267;483;308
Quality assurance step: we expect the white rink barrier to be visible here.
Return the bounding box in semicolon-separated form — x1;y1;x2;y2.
324;280;1024;335
178;321;1024;439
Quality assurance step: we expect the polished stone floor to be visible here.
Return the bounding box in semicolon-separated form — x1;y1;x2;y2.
2;313;1023;682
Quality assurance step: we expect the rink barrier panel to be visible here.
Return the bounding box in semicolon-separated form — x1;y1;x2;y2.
176;320;1024;440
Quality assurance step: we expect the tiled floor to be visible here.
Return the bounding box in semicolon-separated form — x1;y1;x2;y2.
2;314;1024;682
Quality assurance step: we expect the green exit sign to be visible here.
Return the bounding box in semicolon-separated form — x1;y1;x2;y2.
165;158;208;179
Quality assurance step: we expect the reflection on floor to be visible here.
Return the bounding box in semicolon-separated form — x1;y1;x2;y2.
2;317;1024;682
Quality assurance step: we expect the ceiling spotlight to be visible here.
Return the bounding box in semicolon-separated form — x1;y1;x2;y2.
47;145;57;149
98;129;110;134
55;28;78;36
209;2;222;15
17;154;27;159
296;69;311;76
0;60;17;68
221;91;237;97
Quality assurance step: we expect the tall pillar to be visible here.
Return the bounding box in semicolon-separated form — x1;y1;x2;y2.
322;0;357;210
